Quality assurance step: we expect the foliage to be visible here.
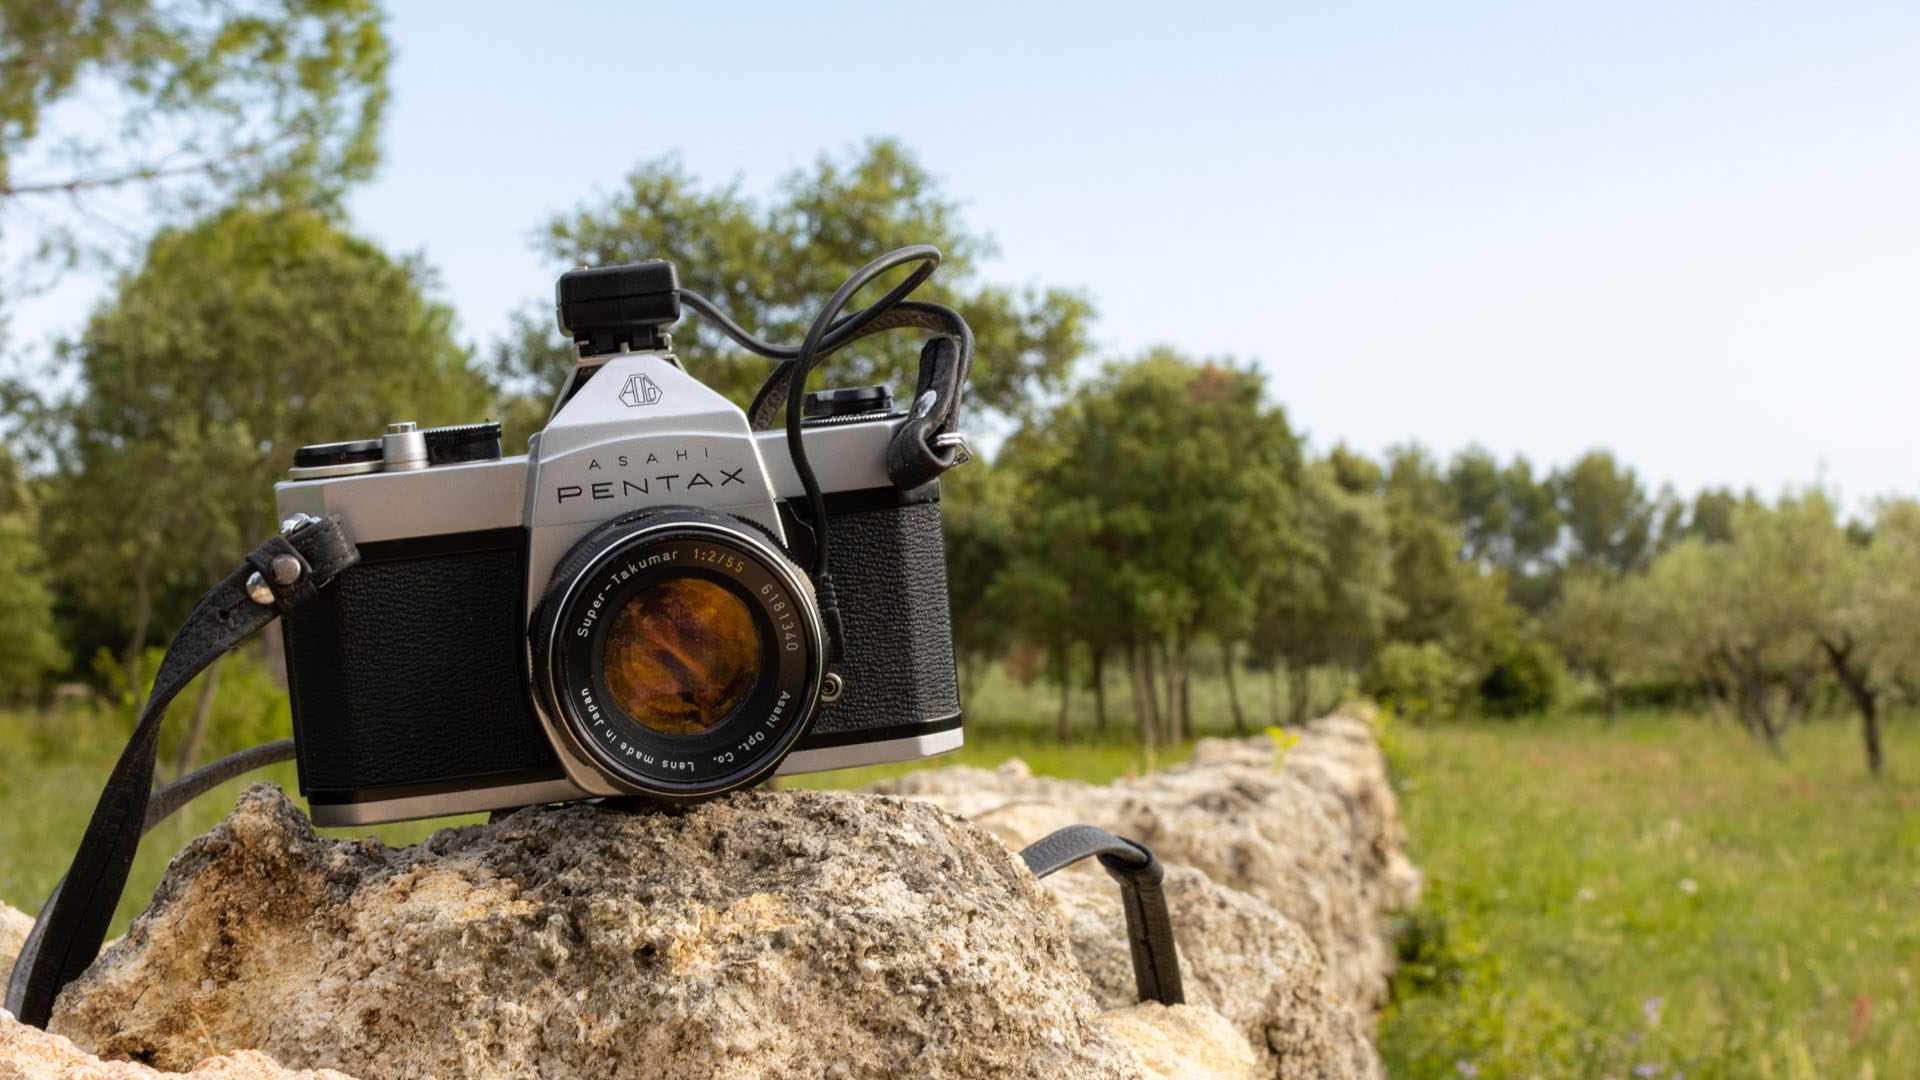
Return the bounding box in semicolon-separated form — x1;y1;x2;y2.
0;445;65;690
1554;450;1656;574
1474;637;1565;718
496;139;1095;432
995;350;1306;741
31;204;491;671
0;0;390;249
1365;641;1466;723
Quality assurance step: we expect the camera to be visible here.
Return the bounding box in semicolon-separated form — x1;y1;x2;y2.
272;256;968;826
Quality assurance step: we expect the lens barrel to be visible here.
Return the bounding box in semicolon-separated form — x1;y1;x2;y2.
533;509;825;798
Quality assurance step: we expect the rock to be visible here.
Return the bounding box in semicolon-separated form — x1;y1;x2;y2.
2;900;32;978
50;784;1153;1080
872;716;1415;1015
0;1010;358;1079
1053;866;1379;1080
1099;1003;1259;1080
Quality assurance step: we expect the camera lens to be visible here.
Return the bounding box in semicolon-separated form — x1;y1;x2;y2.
602;577;762;735
533;509;825;800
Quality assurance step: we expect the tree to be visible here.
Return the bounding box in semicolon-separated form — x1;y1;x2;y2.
1816;498;1920;774
0;0;389;266
1547;569;1640;724
1004;351;1304;745
498;139;1095;435
1645;495;1835;754
0;444;65;692
1249;459;1398;725
35;204;490;763
1555;450;1654;574
1446;447;1563;611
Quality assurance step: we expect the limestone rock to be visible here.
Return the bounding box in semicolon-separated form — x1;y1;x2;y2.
1054;866;1379;1080
872;716;1415;1014
1099;1003;1259;1080
50;784;1150;1080
0;1011;358;1079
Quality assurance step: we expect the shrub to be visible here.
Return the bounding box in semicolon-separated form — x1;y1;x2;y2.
1474;638;1565;718
1364;642;1465;722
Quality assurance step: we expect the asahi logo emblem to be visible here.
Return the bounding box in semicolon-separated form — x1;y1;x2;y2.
618;373;663;407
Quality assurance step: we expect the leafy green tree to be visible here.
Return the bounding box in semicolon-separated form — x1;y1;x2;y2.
1815;498;1920;774
35;204;489;761
1546;570;1642;723
0;0;388;238
1447;447;1563;611
938;462;1022;706
497;139;1094;436
1005;351;1304;745
1249;459;1398;726
1644;495;1834;754
1555;450;1654;574
0;444;65;691
1686;488;1740;544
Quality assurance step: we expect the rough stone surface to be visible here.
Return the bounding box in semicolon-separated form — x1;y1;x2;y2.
0;1011;356;1079
872;712;1418;1014
869;711;1415;1079
1098;1003;1259;1080
49;784;1155;1080
1050;866;1378;1080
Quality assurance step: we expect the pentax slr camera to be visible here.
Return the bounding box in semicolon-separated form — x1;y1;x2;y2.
273;252;971;825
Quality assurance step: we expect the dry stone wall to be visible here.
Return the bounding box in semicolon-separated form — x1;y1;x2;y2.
1;710;1415;1080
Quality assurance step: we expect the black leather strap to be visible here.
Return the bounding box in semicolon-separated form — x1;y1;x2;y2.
1020;825;1186;1006
5;516;357;1028
744;300;975;492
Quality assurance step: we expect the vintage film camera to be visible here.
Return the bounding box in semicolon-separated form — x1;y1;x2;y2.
273;254;969;825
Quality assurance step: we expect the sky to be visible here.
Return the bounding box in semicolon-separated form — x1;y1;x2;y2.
7;1;1918;509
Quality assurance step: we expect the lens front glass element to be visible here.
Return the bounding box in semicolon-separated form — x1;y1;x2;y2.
602;576;763;735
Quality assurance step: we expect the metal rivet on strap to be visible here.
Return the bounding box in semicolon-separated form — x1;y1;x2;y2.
245;572;275;605
269;554;303;586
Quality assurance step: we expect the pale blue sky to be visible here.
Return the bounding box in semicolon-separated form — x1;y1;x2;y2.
10;1;1919;507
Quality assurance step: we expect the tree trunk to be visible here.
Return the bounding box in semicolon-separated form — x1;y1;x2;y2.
172;654;225;779
1288;665;1311;727
1822;636;1885;776
1091;647;1109;733
1171;633;1194;742
1222;641;1247;734
1154;639;1175;746
1781;665;1815;734
1143;641;1166;748
1127;639;1157;750
1055;639;1072;745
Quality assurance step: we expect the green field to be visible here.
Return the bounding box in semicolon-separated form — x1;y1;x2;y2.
1381;713;1920;1080
6;673;1917;1080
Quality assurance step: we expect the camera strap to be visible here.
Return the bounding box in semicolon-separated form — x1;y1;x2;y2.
1020;826;1186;1006
5;515;359;1029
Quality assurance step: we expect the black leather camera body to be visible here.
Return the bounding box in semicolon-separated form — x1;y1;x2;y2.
273;259;967;825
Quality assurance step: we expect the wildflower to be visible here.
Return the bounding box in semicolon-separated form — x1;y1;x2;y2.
1678;878;1698;895
1643;996;1664;1026
1576;887;1597;903
1454;1060;1477;1077
1633;1065;1661;1078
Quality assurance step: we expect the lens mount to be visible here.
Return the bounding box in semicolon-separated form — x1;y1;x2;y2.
533;508;825;799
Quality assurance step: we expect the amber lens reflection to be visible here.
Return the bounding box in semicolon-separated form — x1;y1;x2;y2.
601;576;763;735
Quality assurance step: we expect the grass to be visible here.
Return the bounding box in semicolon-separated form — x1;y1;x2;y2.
1380;710;1920;1080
